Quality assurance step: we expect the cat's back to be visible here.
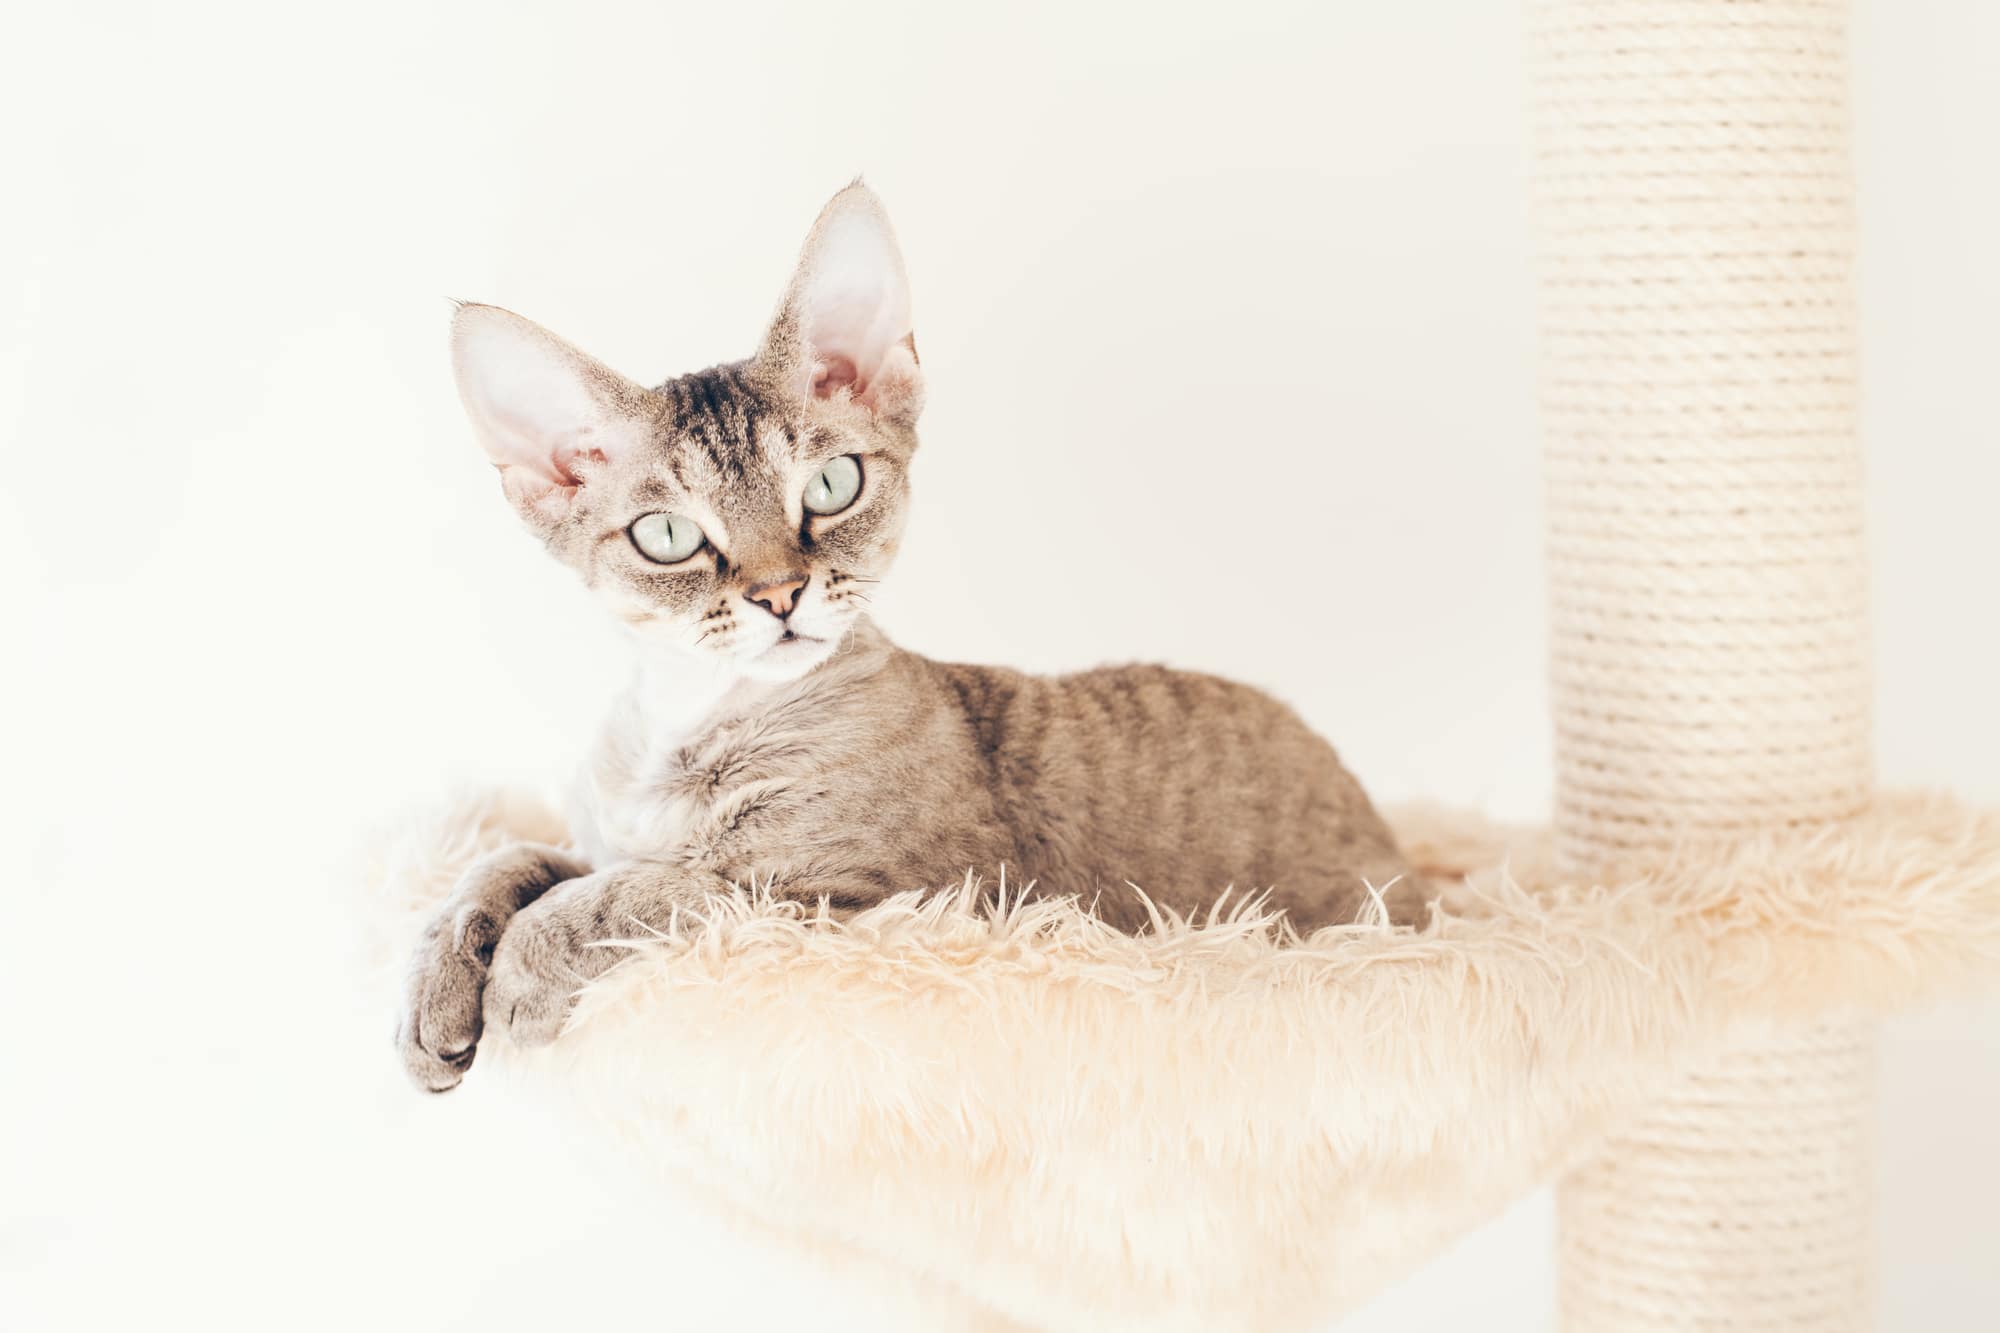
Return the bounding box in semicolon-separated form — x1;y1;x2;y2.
921;655;1419;930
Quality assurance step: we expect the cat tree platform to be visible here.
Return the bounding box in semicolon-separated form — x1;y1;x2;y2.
368;790;2000;1331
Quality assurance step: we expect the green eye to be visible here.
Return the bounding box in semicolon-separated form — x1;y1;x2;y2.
628;512;706;564
802;455;863;516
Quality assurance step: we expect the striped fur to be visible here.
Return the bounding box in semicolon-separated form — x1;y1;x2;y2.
400;184;1421;1092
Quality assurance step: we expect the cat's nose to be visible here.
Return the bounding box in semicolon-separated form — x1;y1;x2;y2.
744;576;807;620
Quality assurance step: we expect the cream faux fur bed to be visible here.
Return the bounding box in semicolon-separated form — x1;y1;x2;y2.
365;790;2000;1333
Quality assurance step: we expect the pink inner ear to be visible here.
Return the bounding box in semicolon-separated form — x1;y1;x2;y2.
498;443;608;519
500;464;574;516
550;443;608;485
811;356;861;398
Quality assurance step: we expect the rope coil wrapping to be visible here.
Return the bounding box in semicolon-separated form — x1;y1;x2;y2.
1529;2;1874;1328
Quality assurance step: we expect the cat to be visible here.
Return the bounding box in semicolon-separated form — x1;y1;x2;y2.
397;182;1426;1093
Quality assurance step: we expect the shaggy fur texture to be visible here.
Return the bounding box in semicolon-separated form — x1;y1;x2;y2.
365;792;2000;1332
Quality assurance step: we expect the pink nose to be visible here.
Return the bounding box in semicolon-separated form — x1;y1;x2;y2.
744;577;807;619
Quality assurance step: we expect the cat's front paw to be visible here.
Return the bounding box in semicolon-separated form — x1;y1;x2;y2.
484;873;627;1048
396;899;508;1094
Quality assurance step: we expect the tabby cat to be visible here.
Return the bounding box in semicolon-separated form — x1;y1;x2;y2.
398;183;1424;1092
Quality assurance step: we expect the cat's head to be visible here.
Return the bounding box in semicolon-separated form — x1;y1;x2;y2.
449;183;922;682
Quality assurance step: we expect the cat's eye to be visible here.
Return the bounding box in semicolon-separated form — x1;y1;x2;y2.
628;512;707;564
802;455;863;516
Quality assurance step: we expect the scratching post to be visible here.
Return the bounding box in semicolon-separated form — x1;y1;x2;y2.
1529;1;1875;1327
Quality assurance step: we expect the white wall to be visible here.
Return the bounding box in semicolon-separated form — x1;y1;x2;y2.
2;1;1993;1329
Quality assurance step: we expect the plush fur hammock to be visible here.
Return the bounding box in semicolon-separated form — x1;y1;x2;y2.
370;4;2000;1330
370;792;2000;1332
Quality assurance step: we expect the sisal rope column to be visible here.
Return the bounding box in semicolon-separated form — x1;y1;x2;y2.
1528;2;1875;1328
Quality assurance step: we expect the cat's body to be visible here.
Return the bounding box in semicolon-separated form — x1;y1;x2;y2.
397;184;1423;1093
574;618;1419;936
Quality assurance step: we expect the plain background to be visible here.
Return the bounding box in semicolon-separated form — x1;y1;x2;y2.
3;1;1995;1329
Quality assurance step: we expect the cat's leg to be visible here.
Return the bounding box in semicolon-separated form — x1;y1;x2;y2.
396;841;591;1092
482;861;739;1047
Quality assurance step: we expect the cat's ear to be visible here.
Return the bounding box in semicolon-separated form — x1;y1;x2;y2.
450;303;653;519
754;182;922;422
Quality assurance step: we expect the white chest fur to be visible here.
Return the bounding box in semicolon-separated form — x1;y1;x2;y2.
567;655;741;869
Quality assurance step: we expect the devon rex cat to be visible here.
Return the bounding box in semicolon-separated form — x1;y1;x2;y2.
398;183;1425;1092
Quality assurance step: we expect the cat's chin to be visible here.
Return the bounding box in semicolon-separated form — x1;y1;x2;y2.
732;631;842;683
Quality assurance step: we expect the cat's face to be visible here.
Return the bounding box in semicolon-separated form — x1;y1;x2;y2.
449;184;923;681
